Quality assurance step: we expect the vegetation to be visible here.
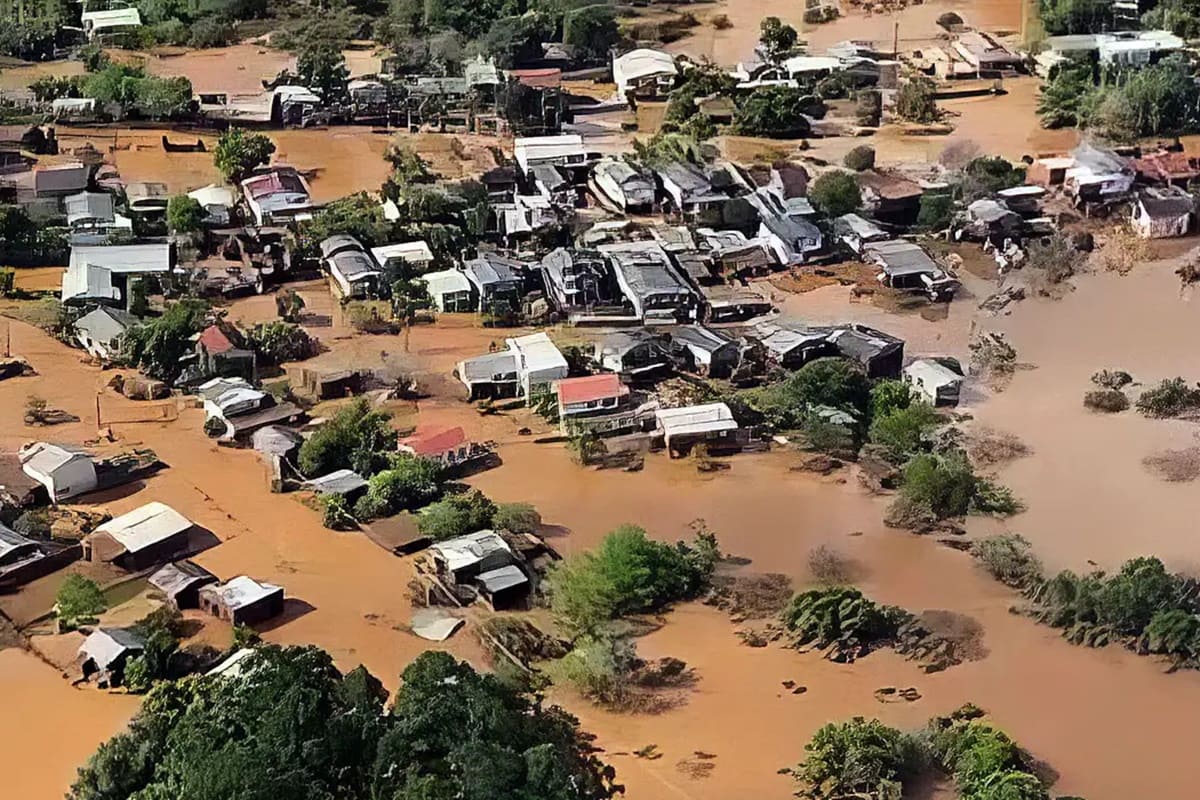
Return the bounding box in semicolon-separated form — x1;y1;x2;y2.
321;492;355;530
213;129;277;183
493;502;542;534
790;717;924;800
416;489;497;540
121;299;209;383
895;77;939;123
81;64;193;119
926;706;1050;800
1084;388;1130;413
297;398;398;477
843;145;876;171
971;534;1043;589
296;41;350;103
780;587;909;660
70;647;619;800
889;452;1021;527
354;455;443;520
1135;377;1200;418
746;357;872;432
918;191;955;231
166;195;207;234
1040;0;1112;34
733;86;816;138
808;170;862;217
123;607;187;692
55;575;107;630
562;4;621;64
961;156;1025;199
868;402;941;462
759;16;799;59
244;320;316;365
663;62;736;130
1143;0;1200;37
548;524;719;635
1024;232;1086;285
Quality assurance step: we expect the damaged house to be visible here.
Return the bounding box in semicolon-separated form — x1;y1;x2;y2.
593;329;672;376
667;325;741;379
322;235;382;299
540;248;613;312
84;501;195;571
1132;186;1195;239
462;253;526;314
199;576;285;626
864;240;960;302
599;241;698;324
592;157;656;213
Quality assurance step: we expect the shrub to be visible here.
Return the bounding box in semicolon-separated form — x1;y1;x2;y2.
1083;389;1129;413
808;545;852;585
245;321;316;365
361;456;443;518
843;145;876;171
747;358;872;432
895;77;938;123
918;192;955;230
547;633;637;705
893;453;1020;521
416;490;497;540
298;398;396;477
780;586;908;655
868;402;941;461
493;502;542;534
1136;377;1200;418
188;16;235;48
732;85;815;139
167;195;206;234
790;718;923;800
808;170;862;217
1024;232;1084;283
321;493;355;530
856;90;882;126
971;534;1043;588
1092;369;1133;390
214;128;276;183
926;710;1049;800
56;575;107;628
870;379;913;419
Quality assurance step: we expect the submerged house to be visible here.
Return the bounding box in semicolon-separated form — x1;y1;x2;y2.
456;332;568;400
322;235;382;299
752;322;838;369
199;576;285;626
149;560;219;610
61;243;173;307
904;358;964;407
371;241;436;275
746;189;823;266
827;324;905;379
19;442;97;503
857;171;924;225
553;373;636;436
655;403;739;457
1132;186;1194;239
78;628;143;686
200;378;301;442
418;269;476;312
667;325;740;379
613;48;678;99
431;530;515;583
593;329;671;375
593;158;655;213
74;306;138;360
398;426;490;470
84;501;194;570
864;240;959;301
834;213;889;254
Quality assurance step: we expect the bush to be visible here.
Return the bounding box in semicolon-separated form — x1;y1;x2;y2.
870;380;913;419
843;145;876;171
150;18;190;46
733;85;815;139
856;90;882;126
298;398;396;477
547;633;637;705
926;709;1050;800
1135;377;1200;418
808;545;852;585
918;192;956;231
895;453;999;521
895;77;938;123
780;586;908;654
1024;232;1085;284
1092;369;1133;390
493;502;542;534
1083;389;1129;413
791;718;923;800
189;16;235;48
971;534;1043;588
214;129;276;183
360;456;443;518
167;195;206;234
245;321;316;365
321;493;355;530
56;575;107;628
808;170;862;217
416;490;497;540
747;358;873;432
868;402;941;461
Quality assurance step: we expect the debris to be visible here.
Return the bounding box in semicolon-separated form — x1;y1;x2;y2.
1143;447;1200;483
410;608;465;642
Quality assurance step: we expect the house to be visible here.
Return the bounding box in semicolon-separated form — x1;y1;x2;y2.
19;442;97;503
305;469;368;500
540;248;610;311
0;522;57;589
418;269;476;312
475;564;530;610
487;195;561;245
84;501;194;570
655;162;729;224
782;55;843;79
697;229;774;278
398;426;489;469
667;325;740;379
613;49;678;99
599;240;697;324
81;7;142;39
295;368;366;401
199;576;285;626
431;530;514;583
187;184;237;225
857;171;924;225
77;628;143;686
864;240;960;301
508;332;569;398
513;134;596;178
456;351;520;400
125;182;170;217
201;380;300;441
752;322;838;369
593;158;655;213
371;241;436;275
34;162;89;198
904;358;964;407
63;192;120;234
252;425;304;463
462;253;525;312
241;167;313;226
1131;151;1200;187
206;647;258;678
321;235;382;299
61;243;173;306
827;324;905;379
834;213;889;254
593;329;671;375
553;373;636;435
959;199;1022;243
701;283;774;323
480;166;519;201
744;190;823;266
0;525;41;569
529;164;572;204
995;185;1046;215
149;560;218;609
655;403;739;456
74;306;138;360
1025;156;1076;188
1063;144;1134;203
195;324;257;382
1132;186;1194;239
1097;30;1185;66
952;30;1024;73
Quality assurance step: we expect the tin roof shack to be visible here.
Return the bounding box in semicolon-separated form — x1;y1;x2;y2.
958;199;1022;243
1064;144;1134;210
1132;186;1195;239
834;213;889;255
667;325;741;379
655;403;740;457
0;525;42;570
199;576;285;626
481;166;519;201
474;564;530;610
462;253;525;314
201;380;301;442
613;49;679;100
305;469;369;501
508;332;569;398
701;283;774;323
322;235;382;299
85;502;194;571
593;329;672;377
995;185;1047;216
77;628;144;687
654;162;729;225
593;158;655;213
904;358;964;407
952;30;1024;75
599;241;698;324
372;241;436;276
752;322;838;369
149;560;218;610
294;368;367;401
62;243;173;307
64;192;128;238
74;306;138;361
540;248;615;312
432;529;515;584
19;442;97;503
193;323;257;384
398;426;493;473
418;269;476;312
865;240;960;302
857;171;924;226
34;162;90;198
696;229;774;279
241;167;314;226
457;350;520;400
827;324;905;379
745;189;823;266
0;522;72;590
554;373;637;435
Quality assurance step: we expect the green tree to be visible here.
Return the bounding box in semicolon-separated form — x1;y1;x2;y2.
166;195;206;234
298;397;398;477
297;41;351;103
631;131;704;168
188;16;234;48
868;402;941;461
808;170;862;217
870;379;912;419
1040;0;1112;34
962;156;1025;197
918;191;955;230
733;85;816;139
791;718;923;800
493;502;542;534
213;128;276;183
121;299;209;383
417;489;497;540
358;455;443;518
747;357;873;431
1036;62;1094;128
895;77;938;123
56;575;107;628
759;16;798;59
477;12;553;69
970;534;1043;589
245;321;315;365
562;4;620;64
298;192;393;255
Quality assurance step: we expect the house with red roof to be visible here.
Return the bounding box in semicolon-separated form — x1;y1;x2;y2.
553;373;639;436
191;323;256;384
398;426;493;472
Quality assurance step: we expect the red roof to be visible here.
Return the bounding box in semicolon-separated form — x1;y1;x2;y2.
555;374;628;405
1132;151;1200;182
399;426;467;457
510;68;562;89
198;325;235;354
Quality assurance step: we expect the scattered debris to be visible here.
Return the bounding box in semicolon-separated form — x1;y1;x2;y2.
1143;447;1200;483
874;686;922;703
705;573;793;621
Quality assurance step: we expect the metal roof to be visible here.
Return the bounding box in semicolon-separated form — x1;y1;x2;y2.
372;241;434;265
78;628;144;670
507;332;569;374
64;192;115;226
19;442;91;478
655;403;738;437
0;523;38;562
305;469;368;495
863;240;939;276
431;530;512;573
204;576;282;611
93;502;192;554
556;373;628;405
74;306;137;343
612;48;678;91
905;358;964;389
458;351;519;382
476;564;528;594
419;268;473;298
599;241;691;300
149;560;217;598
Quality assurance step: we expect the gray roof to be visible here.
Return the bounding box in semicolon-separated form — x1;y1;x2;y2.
826;325;904;362
864;240;939;276
329;250;381;282
79;627;144;670
320;235;365;259
305;469;367;495
599;242;691;300
34;163;88;195
657;161;717;202
530;164;569;192
459;351;519;382
669;324;735;355
463;254;523;289
0;523;39;562
75;306;138;343
251;425;305;457
64;192;115;226
148;560;217;598
476;564;529;594
595;329;668;359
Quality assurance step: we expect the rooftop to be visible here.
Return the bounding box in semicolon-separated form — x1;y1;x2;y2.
205;576;282;611
431;530;512;573
655;403;738;437
149;560;218;597
306;469;368;496
93;502;192;554
399;426;468;457
19;442;91;477
78;628;144;670
556;373;629;405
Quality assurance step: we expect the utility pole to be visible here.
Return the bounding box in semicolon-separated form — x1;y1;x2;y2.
894;22;900;61
95;394;102;429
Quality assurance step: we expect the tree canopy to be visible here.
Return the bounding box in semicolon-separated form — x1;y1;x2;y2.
808;170;862;217
121;299;210;383
70;646;619;800
759;16;798;59
213;129;277;184
297;397;398;477
733;85;816;139
166;195;207;234
297;41;351;102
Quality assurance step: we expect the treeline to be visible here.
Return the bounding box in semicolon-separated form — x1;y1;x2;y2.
973;534;1200;669
1041;0;1200;38
791;704;1053;800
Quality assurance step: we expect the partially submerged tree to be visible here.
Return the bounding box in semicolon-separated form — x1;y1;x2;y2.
296;41;351;103
166;195;206;235
808;170;862;217
416;489;498;540
894;77;939;123
297;397;398;477
213;128;276;184
56;574;107;630
733;85;816;139
789;717;924;800
759;16;799;59
121;299;209;383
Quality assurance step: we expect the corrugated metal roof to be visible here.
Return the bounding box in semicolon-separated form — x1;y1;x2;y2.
94;502;192;554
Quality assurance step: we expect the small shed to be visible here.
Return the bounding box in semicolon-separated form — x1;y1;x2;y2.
78;627;144;685
148;560;218;609
474;564;530;610
419;269;476;312
305;469;368;499
430;530;514;583
74;306;138;361
251;426;304;460
668;325;740;379
1132;187;1194;239
904;358;964;407
199;576;285;626
84;501;193;570
19;442;98;502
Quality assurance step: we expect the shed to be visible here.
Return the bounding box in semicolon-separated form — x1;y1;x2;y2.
904;358;964;407
668;325;740;378
149;560;218;609
251;426;304;459
419;268;476;312
85;501;194;570
74;306;138;360
474;564;530;610
655;403;738;456
371;241;435;273
507;332;569;398
827;324;905;379
431;530;514;583
1132;187;1194;239
613;49;678;98
199;576;285;626
19;442;97;502
78;628;144;685
305;469;368;498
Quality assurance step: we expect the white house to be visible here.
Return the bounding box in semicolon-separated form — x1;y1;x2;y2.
1132;187;1194;239
418;269;476;312
321;235;381;298
904;359;964;407
187;184;237;226
507;332;569;398
19;442;98;502
74;306;138;360
81;7;142;38
655;403;739;455
513;134;593;175
371;241;436;274
613;49;678;99
61;243;172;305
